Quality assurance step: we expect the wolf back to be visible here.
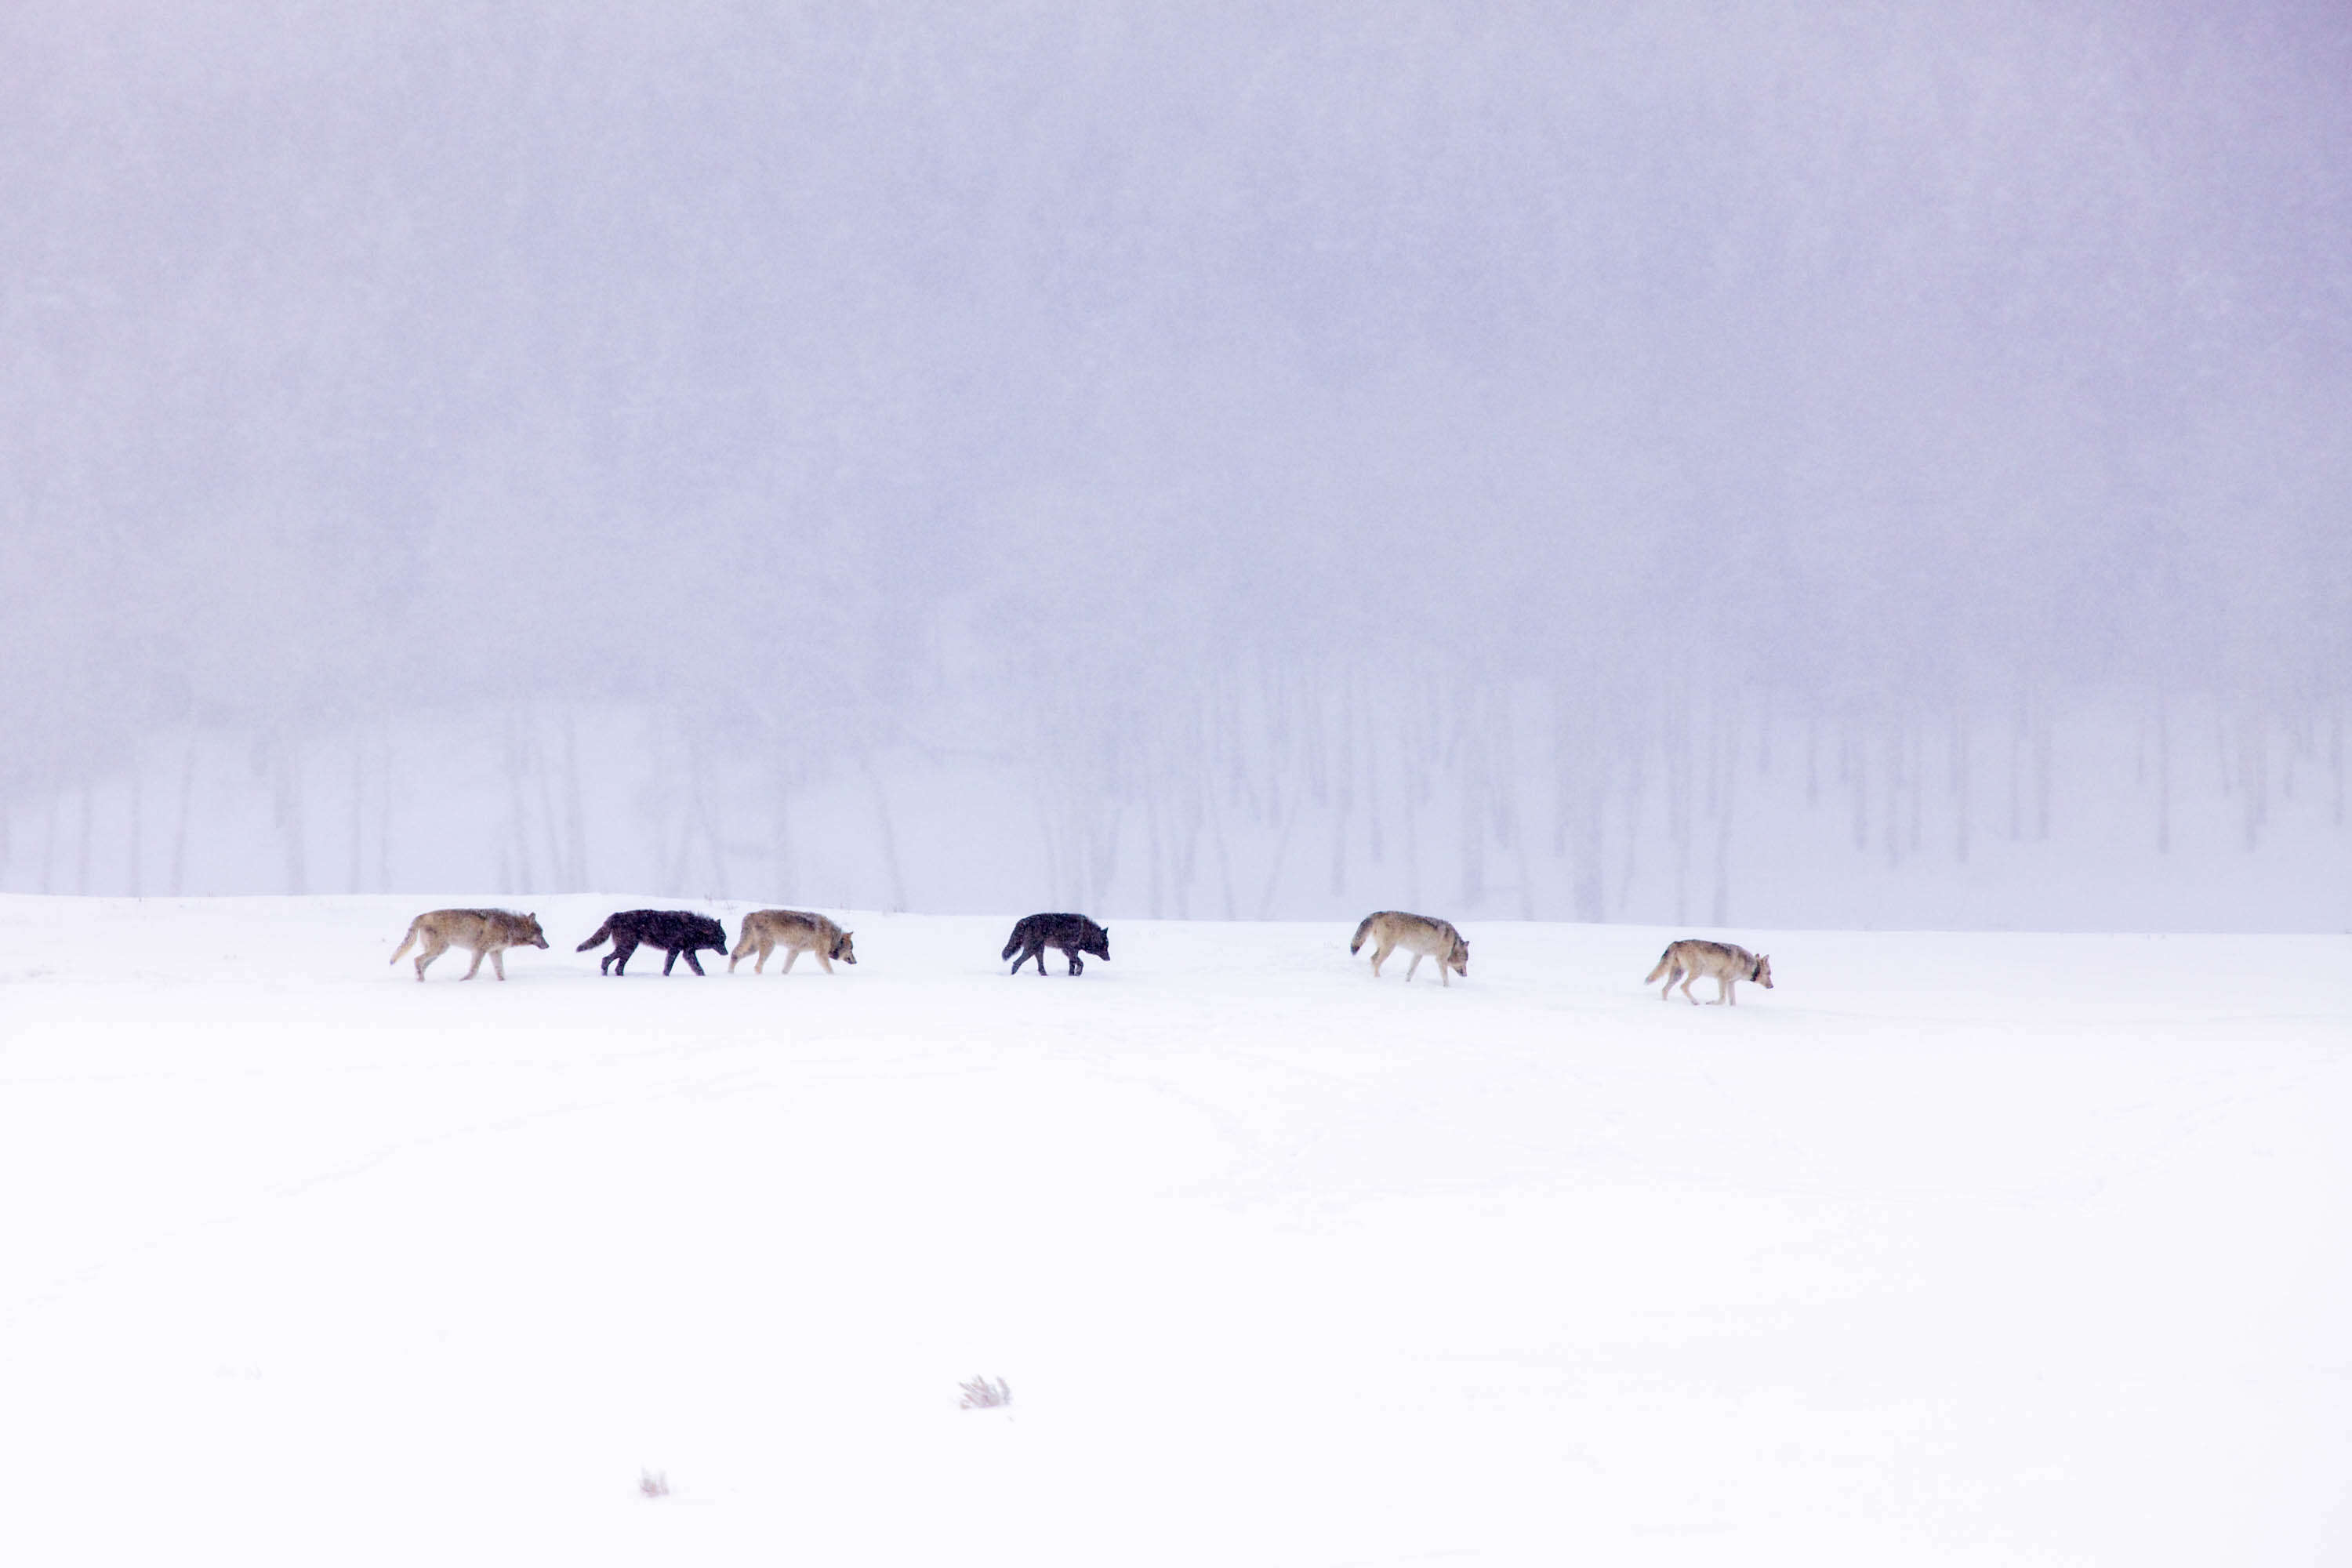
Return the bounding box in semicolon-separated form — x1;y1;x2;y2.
1643;939;1773;1004
578;909;730;976
729;909;857;975
1349;910;1469;985
1002;913;1110;976
389;909;549;982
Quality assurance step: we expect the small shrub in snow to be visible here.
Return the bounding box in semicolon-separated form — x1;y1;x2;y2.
639;1468;670;1499
958;1375;1012;1410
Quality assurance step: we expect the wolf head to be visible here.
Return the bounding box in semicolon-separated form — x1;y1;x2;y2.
691;915;728;953
1751;953;1773;989
1082;923;1109;961
832;931;858;965
1448;935;1469;976
519;913;549;950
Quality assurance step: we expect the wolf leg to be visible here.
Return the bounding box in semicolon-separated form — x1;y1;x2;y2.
608;937;637;975
1679;971;1701;1004
416;935;449;981
813;948;833;975
662;946;681;975
1405;952;1424;982
461;946;487;980
1067;947;1083;976
492;949;508;981
782;947;800;974
1658;964;1682;1001
683;949;707;975
1369;941;1390;978
1716;977;1735;1005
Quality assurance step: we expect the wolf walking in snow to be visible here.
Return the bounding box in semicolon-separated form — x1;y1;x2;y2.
577;910;729;976
729;909;857;975
388;909;549;982
1349;911;1470;985
1002;913;1109;976
1644;939;1773;1004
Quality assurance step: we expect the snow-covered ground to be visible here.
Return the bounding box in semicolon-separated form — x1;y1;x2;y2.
2;895;2346;1565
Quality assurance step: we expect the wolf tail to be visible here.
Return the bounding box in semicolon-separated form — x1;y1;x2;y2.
1000;924;1025;961
1349;915;1376;955
390;917;424;965
1643;946;1675;984
577;920;613;953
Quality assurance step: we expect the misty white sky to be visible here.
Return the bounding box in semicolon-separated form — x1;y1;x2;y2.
2;1;2346;919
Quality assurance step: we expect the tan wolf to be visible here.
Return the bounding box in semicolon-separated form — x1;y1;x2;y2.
1349;911;1470;985
729;909;858;974
1644;939;1773;1004
388;909;549;982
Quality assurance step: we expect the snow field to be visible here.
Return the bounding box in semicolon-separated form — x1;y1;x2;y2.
1;895;2347;1565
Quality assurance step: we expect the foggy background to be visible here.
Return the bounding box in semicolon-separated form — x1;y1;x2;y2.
4;1;2347;929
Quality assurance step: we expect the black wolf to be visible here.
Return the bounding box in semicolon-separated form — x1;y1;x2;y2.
577;910;729;976
1001;913;1109;976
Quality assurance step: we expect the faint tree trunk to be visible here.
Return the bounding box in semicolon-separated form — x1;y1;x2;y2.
1662;696;1693;923
503;711;537;895
1204;773;1239;920
1145;783;1164;917
1951;703;1972;864
2154;687;2172;853
171;731;198;896
125;757;143;897
859;752;908;913
2034;700;2052;840
1711;710;1735;927
274;741;307;895
2239;706;2267;850
348;735;367;894
1908;722;1924;855
524;710;568;888
76;777;94;895
2214;702;2231;797
1614;735;1646;913
376;731;394;891
770;765;797;901
1882;722;1901;868
1846;723;1867;853
1457;713;1486;909
562;710;589;889
1399;713;1422;911
1328;673;1355;897
2008;697;2025;841
2332;706;2343;827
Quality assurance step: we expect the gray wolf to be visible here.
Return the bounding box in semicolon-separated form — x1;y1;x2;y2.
1644;939;1773;1004
1349;911;1469;985
578;910;729;976
388;909;549;982
1003;913;1109;976
729;909;858;974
